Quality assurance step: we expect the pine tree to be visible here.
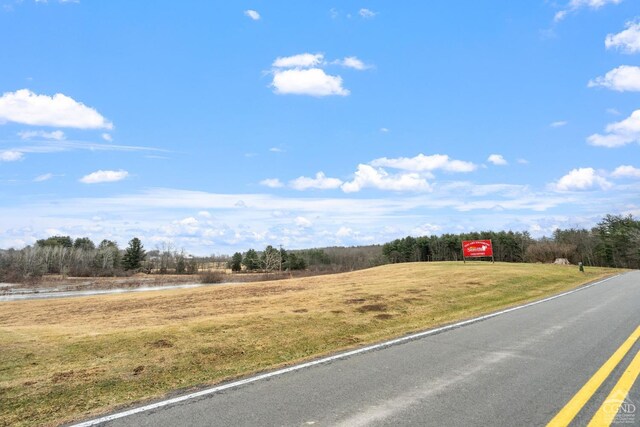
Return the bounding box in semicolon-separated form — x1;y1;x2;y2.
122;237;146;271
229;252;243;272
242;249;260;271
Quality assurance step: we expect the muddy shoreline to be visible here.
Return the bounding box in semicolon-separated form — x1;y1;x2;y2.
0;271;307;301
1;273;202;292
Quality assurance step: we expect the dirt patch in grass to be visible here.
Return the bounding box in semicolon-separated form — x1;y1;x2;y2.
52;371;75;383
357;304;388;313
50;367;106;384
149;339;174;349
0;262;622;427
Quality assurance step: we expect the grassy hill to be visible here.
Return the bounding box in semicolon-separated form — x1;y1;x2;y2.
0;262;622;426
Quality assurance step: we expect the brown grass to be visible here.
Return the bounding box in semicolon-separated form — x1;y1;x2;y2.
0;262;621;426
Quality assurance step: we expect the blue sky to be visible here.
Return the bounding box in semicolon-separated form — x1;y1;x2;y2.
1;0;639;255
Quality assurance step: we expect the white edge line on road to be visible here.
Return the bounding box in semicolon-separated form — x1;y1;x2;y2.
71;274;621;427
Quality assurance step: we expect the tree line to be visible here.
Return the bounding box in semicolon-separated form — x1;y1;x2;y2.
382;232;531;263
381;214;640;269
227;245;387;274
228;245;307;272
1;213;638;283
0;237;149;282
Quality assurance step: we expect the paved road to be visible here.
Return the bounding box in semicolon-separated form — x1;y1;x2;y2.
92;272;640;426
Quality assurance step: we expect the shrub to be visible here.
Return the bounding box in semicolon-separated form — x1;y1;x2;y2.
199;271;225;284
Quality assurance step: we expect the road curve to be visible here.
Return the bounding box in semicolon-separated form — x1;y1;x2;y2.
76;272;640;427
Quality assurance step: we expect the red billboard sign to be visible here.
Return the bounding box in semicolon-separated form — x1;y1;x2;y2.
462;240;493;258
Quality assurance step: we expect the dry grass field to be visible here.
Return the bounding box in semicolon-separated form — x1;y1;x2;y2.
0;262;622;426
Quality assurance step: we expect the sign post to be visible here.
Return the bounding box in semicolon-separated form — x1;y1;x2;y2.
462;240;494;263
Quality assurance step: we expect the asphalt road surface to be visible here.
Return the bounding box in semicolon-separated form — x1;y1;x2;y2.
82;272;640;426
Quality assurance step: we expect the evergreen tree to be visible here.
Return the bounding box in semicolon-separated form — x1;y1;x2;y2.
242;249;260;271
73;237;95;251
36;235;73;248
175;252;186;274
229;252;243;272
122;237;146;271
284;252;306;270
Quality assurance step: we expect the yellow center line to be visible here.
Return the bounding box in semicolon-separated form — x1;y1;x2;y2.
587;348;640;427
547;325;640;427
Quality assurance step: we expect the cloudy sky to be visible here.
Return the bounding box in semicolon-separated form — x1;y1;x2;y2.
1;1;639;254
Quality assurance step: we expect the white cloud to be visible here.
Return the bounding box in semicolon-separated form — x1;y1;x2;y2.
569;0;621;8
0;151;23;162
36;0;78;4
269;53;365;96
487;154;508;166
552;167;612;191
13;140;163;155
605;20;640;53
0;89;112;129
554;10;568;22
587;109;640;147
271;68;349;96
294;216;312;228
412;223;441;236
269;147;284;153
380;127;389;133
341;164;431;193
274;153;476;194
359;8;377;18
260;178;284;188
273;53;324;69
290;172;343;190
336;56;370;70
451;183;529;197
550;120;568;128
79;169;129;184
336;226;353;237
244;9;260;20
178;217;198;226
161;217;200;236
554;0;622;22
34;173;53;182
1;183;629;254
611;165;640;178
101;133;113;142
197;210;212;218
588;65;640;92
18;130;65;140
517;158;529;164
281;153;477;194
370;153;477;173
